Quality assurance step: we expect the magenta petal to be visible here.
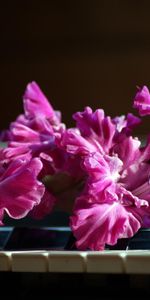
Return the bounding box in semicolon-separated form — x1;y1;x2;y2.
71;200;141;250
23;81;56;119
82;153;122;185
133;85;150;116
1;142;31;162
59;129;100;155
113;136;141;170
73;107;116;153
0;158;45;221
10;123;42;142
113;113;141;134
126;113;141;131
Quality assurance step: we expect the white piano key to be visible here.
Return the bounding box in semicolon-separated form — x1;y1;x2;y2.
12;251;48;272
125;250;150;274
48;251;87;273
0;252;11;271
86;250;126;274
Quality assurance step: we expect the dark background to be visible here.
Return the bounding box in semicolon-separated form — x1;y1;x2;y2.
1;0;150;135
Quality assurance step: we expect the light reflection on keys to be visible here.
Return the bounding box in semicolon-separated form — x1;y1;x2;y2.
0;252;11;271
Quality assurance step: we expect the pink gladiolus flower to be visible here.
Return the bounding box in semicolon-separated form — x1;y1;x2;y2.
0;82;83;220
59;105;150;250
133;85;150;116
0;82;64;220
70;150;150;250
1;81;150;251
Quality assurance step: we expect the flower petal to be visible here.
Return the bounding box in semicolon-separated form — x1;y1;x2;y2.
73;107;116;153
58;129;100;155
71;200;141;250
113;113;141;134
0;158;45;221
133;85;150;116
23;81;56;119
113;136;141;170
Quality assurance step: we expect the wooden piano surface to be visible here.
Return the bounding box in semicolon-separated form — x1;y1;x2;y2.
1;249;150;274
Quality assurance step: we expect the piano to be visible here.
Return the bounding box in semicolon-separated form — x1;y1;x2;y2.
0;226;150;273
0;227;150;299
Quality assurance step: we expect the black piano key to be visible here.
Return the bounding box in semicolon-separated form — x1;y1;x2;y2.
0;227;13;250
1;226;150;251
107;228;150;250
128;228;150;250
1;226;71;251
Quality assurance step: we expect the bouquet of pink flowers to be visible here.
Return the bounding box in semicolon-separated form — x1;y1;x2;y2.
0;82;150;250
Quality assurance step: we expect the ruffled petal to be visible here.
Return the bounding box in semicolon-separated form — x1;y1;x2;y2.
113;113;141;134
73;107;116;153
58;129;101;155
71;199;141;250
82;153;122;185
133;85;150;116
0;158;45;222
113;136;141;170
23;81;56;119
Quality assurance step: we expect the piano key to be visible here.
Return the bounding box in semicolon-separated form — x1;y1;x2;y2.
86;250;126;274
3;227;71;251
48;251;87;273
0;252;12;271
11;251;48;272
0;227;13;250
125;250;150;274
1;249;150;274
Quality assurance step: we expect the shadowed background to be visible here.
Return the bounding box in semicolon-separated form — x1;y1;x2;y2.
1;0;150;135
